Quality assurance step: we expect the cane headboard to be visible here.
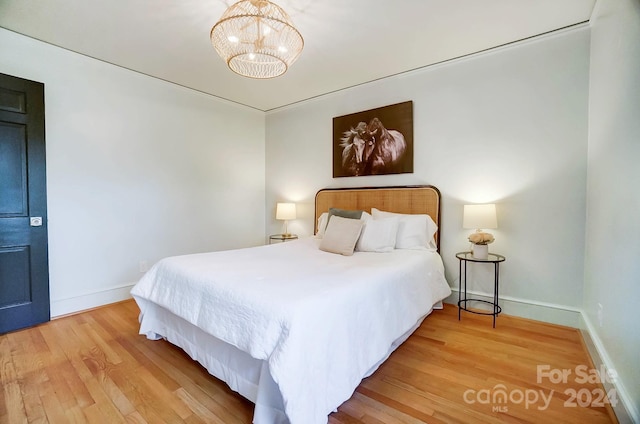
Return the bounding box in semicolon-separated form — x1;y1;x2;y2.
314;185;441;252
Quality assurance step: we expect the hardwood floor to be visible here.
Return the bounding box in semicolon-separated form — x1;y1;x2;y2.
1;300;617;424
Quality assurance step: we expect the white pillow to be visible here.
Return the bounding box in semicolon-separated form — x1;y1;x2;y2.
355;217;399;252
319;215;364;256
316;212;329;237
371;208;438;251
316;211;371;238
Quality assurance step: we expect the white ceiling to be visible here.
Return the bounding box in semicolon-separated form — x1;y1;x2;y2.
0;0;595;111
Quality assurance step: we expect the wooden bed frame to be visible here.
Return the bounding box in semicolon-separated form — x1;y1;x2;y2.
315;185;441;251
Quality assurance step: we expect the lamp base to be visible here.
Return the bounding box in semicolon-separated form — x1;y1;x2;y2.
472;244;489;259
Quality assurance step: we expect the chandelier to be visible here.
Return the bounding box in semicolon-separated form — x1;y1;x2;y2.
210;0;304;79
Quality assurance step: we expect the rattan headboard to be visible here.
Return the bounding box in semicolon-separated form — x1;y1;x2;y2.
314;185;441;251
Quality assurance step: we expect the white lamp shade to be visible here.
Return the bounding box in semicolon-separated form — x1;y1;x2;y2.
276;203;296;220
463;204;497;230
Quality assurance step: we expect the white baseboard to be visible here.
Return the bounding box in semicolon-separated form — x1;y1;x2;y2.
50;282;135;318
444;288;582;327
445;287;638;423
579;314;639;424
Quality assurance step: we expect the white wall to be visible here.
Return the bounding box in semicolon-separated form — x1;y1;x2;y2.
0;28;266;316
585;0;640;420
266;27;590;325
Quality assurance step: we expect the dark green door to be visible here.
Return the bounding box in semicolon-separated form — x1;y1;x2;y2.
0;72;49;333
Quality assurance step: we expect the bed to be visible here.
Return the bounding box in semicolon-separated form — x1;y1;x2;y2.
131;185;451;424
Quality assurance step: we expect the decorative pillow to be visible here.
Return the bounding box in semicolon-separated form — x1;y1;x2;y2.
371;208;438;251
319;215;364;256
355;217;399;252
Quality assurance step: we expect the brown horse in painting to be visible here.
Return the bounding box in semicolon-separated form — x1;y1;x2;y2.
340;121;375;176
365;117;407;174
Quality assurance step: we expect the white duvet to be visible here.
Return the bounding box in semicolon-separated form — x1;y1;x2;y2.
131;237;451;424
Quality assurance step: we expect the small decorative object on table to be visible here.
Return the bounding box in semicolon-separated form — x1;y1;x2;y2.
468;231;494;260
463;204;497;260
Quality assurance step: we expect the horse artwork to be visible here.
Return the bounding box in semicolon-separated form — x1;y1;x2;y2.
339;121;375;176
365;117;407;174
333;101;413;178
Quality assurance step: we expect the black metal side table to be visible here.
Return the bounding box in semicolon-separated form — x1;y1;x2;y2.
456;251;506;328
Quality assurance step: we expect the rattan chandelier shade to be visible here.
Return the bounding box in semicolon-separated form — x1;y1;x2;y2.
210;0;304;79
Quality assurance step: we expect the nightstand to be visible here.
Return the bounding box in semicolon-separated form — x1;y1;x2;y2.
456;251;506;328
269;234;298;244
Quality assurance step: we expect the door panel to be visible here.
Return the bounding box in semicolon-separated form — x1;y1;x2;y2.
0;246;30;308
0;122;28;215
0;86;27;113
0;73;49;334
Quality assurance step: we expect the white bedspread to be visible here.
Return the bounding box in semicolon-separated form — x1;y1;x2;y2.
131;237;451;424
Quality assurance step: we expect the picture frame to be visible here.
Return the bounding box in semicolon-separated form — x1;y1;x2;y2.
332;101;413;178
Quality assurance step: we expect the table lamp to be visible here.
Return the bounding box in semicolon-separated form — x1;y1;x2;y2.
276;202;296;237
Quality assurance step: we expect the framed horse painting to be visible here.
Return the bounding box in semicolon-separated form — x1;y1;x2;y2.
332;101;413;178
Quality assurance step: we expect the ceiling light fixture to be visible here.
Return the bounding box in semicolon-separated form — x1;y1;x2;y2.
210;0;304;79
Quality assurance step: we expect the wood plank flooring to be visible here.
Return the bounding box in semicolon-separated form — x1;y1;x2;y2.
1;300;618;423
